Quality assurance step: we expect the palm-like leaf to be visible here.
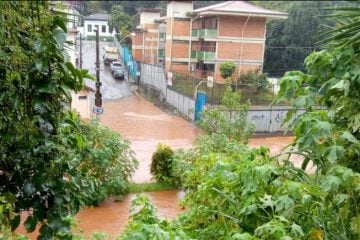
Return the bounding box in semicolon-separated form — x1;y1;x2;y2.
320;6;360;48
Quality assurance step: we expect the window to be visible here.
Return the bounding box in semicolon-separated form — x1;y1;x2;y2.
193;17;217;30
87;24;92;32
102;25;106;33
158;49;165;57
159;32;166;39
196;63;215;72
95;25;99;31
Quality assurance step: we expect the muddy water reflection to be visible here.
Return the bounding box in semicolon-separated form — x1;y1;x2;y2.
76;191;184;239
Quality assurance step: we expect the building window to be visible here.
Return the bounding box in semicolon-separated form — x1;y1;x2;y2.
87;24;92;32
102;25;106;33
196;63;215;72
192;41;216;52
158;49;165;57
159;32;166;39
95;25;99;31
193;17;217;30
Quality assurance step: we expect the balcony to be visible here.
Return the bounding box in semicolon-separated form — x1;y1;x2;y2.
191;51;216;60
192;29;218;39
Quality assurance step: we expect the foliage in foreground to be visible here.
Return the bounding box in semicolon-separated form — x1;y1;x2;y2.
78;120;138;206
120;134;360;239
0;2;138;238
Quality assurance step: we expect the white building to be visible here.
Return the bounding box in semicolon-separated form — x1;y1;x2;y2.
83;13;113;40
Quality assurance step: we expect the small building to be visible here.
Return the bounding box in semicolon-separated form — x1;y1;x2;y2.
83;13;113;41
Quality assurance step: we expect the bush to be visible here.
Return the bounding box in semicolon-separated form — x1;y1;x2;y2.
197;82;255;143
219;62;236;79
238;69;270;91
150;144;174;183
78;120;138;206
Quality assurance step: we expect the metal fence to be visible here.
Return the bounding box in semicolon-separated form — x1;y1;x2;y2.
114;37;138;80
169;72;285;106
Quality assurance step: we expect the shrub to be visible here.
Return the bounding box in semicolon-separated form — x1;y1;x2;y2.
219;62;236;79
238;69;270;91
150;144;174;183
197;81;255;143
78;120;138;206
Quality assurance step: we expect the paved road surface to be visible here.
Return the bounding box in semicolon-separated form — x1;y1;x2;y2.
80;40;131;100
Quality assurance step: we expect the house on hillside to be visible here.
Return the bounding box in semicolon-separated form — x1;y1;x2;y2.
83;13;113;41
132;0;287;82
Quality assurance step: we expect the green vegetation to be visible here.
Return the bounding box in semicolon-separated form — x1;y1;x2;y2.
78;120;138;206
109;5;132;35
219;62;237;80
127;182;176;193
197;82;255;143
238;69;270;91
150;144;175;183
172;72;277;105
258;1;354;77
0;2;138;239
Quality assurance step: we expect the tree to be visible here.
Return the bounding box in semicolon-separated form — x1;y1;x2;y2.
259;1;353;77
274;5;360;172
219;62;236;80
109;5;133;34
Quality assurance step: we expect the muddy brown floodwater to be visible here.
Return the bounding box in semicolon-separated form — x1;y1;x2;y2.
16;95;308;239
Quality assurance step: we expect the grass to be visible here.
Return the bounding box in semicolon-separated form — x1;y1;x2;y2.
127;182;177;193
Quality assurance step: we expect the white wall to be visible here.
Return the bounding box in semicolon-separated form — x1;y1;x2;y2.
140;12;160;24
83;20;112;37
167;1;193;18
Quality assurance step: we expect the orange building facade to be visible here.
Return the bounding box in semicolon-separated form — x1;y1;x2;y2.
132;1;287;82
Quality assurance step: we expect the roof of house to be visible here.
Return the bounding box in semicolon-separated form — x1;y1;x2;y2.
84;13;110;21
193;1;288;19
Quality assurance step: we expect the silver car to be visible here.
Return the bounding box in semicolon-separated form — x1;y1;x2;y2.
113;68;124;80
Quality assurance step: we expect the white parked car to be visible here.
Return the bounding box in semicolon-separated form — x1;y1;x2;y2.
110;61;122;74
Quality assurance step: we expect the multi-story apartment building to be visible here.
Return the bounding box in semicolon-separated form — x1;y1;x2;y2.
132;9;166;66
132;1;287;82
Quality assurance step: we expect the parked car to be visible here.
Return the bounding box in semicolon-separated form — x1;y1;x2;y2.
110;61;122;74
113;68;125;80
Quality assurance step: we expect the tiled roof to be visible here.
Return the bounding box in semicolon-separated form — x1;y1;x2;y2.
84;13;110;21
193;1;287;19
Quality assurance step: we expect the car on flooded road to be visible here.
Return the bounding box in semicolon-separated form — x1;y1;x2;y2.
113;68;125;80
110;61;122;74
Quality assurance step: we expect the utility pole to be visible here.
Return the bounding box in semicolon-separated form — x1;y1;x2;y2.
79;33;83;69
94;28;102;108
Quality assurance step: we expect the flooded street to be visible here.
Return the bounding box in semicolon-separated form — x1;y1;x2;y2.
17;94;301;239
101;96;202;183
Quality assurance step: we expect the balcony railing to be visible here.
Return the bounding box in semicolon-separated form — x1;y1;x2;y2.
191;51;216;60
192;29;218;38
